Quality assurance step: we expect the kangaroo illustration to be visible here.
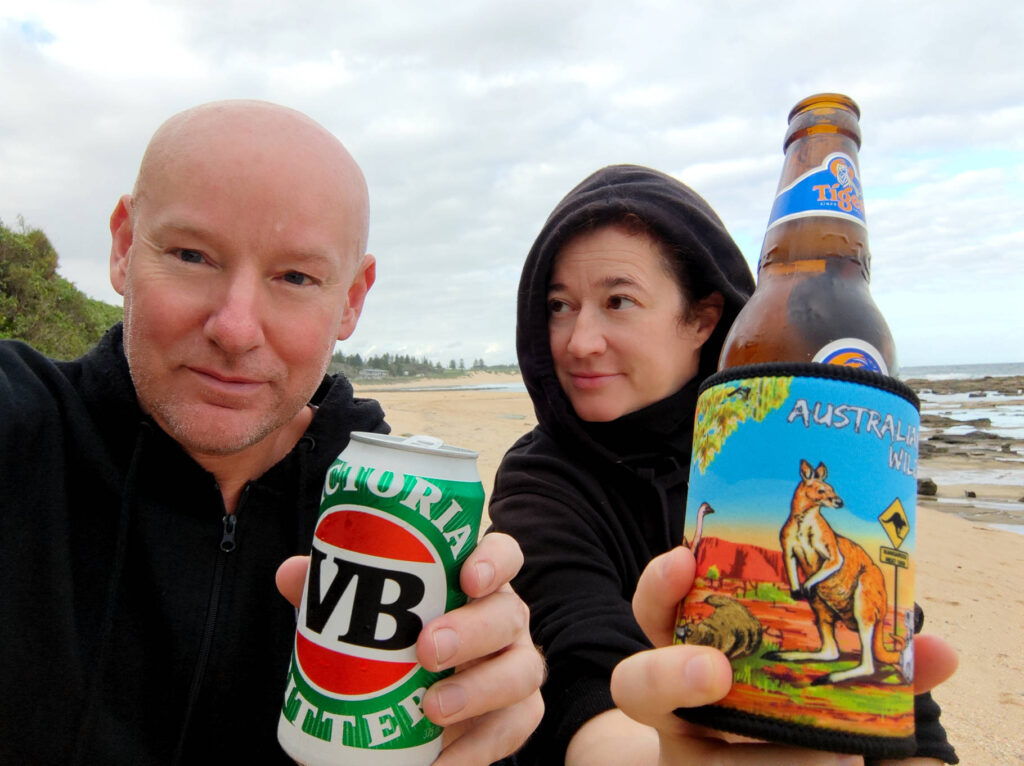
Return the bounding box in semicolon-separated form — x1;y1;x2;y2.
676;594;762;660
764;459;904;685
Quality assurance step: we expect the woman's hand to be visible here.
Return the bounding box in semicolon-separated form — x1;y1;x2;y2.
609;546;958;765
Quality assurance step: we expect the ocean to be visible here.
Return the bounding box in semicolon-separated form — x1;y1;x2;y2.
898;362;1024;535
900;361;1024;380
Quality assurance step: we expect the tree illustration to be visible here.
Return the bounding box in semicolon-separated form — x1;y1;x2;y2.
692;377;792;473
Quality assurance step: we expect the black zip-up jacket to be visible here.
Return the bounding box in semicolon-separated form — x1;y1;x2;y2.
489;165;956;765
0;324;387;764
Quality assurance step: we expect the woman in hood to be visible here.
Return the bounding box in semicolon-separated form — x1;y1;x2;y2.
489;165;957;765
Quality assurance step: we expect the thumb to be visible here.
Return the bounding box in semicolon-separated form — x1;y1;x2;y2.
275;555;309;608
633;546;697;646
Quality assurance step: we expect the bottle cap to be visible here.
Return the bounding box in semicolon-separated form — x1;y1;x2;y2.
788;93;860;121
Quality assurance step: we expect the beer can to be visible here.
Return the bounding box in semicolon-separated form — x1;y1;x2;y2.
278;432;484;766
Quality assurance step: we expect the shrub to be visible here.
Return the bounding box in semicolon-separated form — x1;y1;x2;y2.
0;219;122;359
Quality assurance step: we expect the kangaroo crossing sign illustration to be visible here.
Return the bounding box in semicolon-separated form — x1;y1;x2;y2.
878;499;910;550
877;498;911;653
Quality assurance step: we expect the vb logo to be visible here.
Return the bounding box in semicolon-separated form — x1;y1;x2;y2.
295;508;447;698
305;549;426;649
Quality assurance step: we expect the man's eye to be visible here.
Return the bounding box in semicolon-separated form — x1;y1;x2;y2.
178;249;204;264
283;272;313;286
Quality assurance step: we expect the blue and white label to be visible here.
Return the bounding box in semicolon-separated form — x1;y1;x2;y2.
767;152;866;230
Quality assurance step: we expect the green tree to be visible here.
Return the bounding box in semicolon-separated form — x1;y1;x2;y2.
692;376;792;474
0;220;123;360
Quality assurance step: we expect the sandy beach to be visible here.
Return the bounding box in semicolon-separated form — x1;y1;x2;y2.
353;371;1024;764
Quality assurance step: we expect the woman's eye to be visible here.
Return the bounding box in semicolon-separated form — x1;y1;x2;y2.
608;295;636;310
548;298;568;314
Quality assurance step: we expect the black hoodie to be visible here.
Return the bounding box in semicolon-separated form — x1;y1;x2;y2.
489;165;955;764
0;324;387;764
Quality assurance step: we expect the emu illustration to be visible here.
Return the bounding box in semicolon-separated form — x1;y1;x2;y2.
683;501;715;552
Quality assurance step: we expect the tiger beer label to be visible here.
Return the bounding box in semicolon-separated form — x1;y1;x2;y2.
675;370;917;743
813;337;889;376
767;151;866;230
282;457;482;752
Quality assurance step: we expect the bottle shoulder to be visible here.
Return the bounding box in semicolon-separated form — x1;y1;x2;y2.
719;266;896;374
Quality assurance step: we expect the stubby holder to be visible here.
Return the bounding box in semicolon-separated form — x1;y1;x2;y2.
673;362;919;758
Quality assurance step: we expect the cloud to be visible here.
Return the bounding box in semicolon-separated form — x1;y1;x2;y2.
2;1;1023;366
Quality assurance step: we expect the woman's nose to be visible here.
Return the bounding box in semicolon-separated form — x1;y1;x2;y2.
565;307;606;357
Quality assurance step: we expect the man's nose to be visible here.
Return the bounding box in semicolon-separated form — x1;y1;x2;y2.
565;307;606;357
204;273;266;355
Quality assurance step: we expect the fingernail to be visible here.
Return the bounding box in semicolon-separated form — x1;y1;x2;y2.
435;683;467;718
475;560;495;590
432;627;459;667
683;653;718;694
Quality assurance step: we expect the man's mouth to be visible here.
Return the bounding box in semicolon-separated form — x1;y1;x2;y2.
188;366;265;393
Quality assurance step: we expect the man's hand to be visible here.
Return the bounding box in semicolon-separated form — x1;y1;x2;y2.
609;545;958;766
276;531;544;765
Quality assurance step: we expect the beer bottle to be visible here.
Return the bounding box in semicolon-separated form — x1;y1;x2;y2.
719;93;897;376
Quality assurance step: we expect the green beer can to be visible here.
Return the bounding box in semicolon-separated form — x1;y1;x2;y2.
278;432;484;765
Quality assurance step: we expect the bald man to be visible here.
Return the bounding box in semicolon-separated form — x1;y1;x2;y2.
0;101;542;765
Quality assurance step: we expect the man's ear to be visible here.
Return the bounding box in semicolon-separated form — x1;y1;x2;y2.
691;291;724;345
337;253;377;341
109;195;134;296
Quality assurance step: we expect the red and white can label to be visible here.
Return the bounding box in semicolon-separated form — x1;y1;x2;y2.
296;507;447;700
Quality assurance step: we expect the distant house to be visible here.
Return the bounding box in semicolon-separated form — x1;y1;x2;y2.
360;368;388;379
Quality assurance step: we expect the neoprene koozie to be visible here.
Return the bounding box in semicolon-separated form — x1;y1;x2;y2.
673;362;919;758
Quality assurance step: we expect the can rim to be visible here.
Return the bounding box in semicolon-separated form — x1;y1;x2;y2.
350;431;479;459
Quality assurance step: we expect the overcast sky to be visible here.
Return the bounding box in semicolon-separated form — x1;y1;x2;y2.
2;1;1022;368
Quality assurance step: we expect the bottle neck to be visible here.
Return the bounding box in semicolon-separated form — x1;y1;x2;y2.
758;106;870;275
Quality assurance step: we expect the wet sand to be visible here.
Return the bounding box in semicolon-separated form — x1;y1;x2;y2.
353;371;1024;764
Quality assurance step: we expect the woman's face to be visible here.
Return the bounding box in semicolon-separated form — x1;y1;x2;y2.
547;225;719;422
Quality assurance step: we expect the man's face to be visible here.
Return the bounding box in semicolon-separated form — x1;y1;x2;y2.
109;116;372;458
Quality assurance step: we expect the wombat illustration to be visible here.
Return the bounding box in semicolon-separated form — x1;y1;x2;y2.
676;595;763;660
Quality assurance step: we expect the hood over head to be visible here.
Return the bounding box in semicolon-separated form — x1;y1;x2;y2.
516;164;756;453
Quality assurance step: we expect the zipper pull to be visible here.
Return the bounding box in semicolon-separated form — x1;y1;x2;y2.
220;513;238;552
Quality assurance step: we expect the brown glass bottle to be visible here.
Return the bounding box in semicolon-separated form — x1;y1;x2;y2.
719;93;897;376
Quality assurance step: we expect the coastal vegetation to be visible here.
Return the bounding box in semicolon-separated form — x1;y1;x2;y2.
0;219;122;359
328;352;518;379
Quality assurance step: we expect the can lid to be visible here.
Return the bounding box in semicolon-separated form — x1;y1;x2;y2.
350;431;479;459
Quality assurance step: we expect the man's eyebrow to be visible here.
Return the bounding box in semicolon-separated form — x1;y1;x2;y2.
149;220;215;241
